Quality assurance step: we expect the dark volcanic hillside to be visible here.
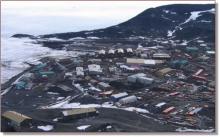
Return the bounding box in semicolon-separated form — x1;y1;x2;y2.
13;4;215;42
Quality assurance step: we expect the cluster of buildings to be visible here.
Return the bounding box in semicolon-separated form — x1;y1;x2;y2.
1;38;215;131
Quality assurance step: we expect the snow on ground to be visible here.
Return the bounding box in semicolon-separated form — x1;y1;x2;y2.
68;37;85;40
182;8;215;25
1;87;12;96
43;37;65;41
1;37;82;84
87;36;100;39
176;127;214;132
47;92;59;95
61;103;81;108
57;97;65;100
73;84;84;92
85;31;93;35
77;125;91;130
42;100;149;114
200;20;212;23
179;40;188;46
53;118;58;122
123;107;149;113
167;8;214;37
167;30;173;37
37;125;54;131
89;86;101;92
42;96;72;109
1;37;48;83
163;10;176;14
163;10;169;13
183;11;203;24
106;125;112;129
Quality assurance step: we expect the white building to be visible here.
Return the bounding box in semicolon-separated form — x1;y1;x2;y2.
108;49;115;54
98;82;111;90
127;58;164;66
128;73;153;85
117;48;124;54
127;73;146;83
120;65;136;72
88;64;102;75
153;53;170;59
206;51;215;55
119;95;137;105
99;50;106;55
76;67;84;76
111;92;128;101
126;48;133;53
137;77;154;85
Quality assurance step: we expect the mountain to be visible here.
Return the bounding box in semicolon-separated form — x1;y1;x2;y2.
12;34;36;39
13;4;215;42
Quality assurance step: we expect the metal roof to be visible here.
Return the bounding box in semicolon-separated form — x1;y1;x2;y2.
157;68;174;75
98;82;111;88
111;92;128;99
2;111;32;124
62;108;97;116
88;64;102;73
127;58;164;65
76;67;84;76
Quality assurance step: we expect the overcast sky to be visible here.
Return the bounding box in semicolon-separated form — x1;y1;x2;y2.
1;1;214;37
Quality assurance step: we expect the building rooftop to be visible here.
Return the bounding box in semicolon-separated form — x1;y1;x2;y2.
2;111;32;124
62;108;97;116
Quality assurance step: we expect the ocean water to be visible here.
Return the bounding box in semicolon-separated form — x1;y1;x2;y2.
1;37;81;84
1;2;149;84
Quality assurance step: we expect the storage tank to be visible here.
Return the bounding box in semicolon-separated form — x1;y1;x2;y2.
117;48;124;54
99;50;105;55
126;48;133;53
108;49;115;54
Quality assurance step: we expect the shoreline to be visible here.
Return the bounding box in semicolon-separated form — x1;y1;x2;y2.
1;66;34;91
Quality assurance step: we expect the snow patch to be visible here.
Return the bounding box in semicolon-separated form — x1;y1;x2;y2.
85;31;93;34
176;127;214;132
89;86;101;92
42;100;148;114
167;8;214;37
57;97;65;100
106;125;112;129
77;125;91;130
182;8;215;25
47;92;59;95
69;37;85;40
52;118;58;122
163;10;176;14
200;20;212;23
37;125;54;131
179;40;188;46
45;37;65;41
1;37;83;84
167;30;174;37
87;36;100;39
163;10;169;13
123;107;149;113
42;96;72;109
61;103;81;108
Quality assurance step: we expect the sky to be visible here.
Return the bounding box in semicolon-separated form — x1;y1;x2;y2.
1;1;215;37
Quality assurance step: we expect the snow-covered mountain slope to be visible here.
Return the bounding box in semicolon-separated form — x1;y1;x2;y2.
18;4;214;43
